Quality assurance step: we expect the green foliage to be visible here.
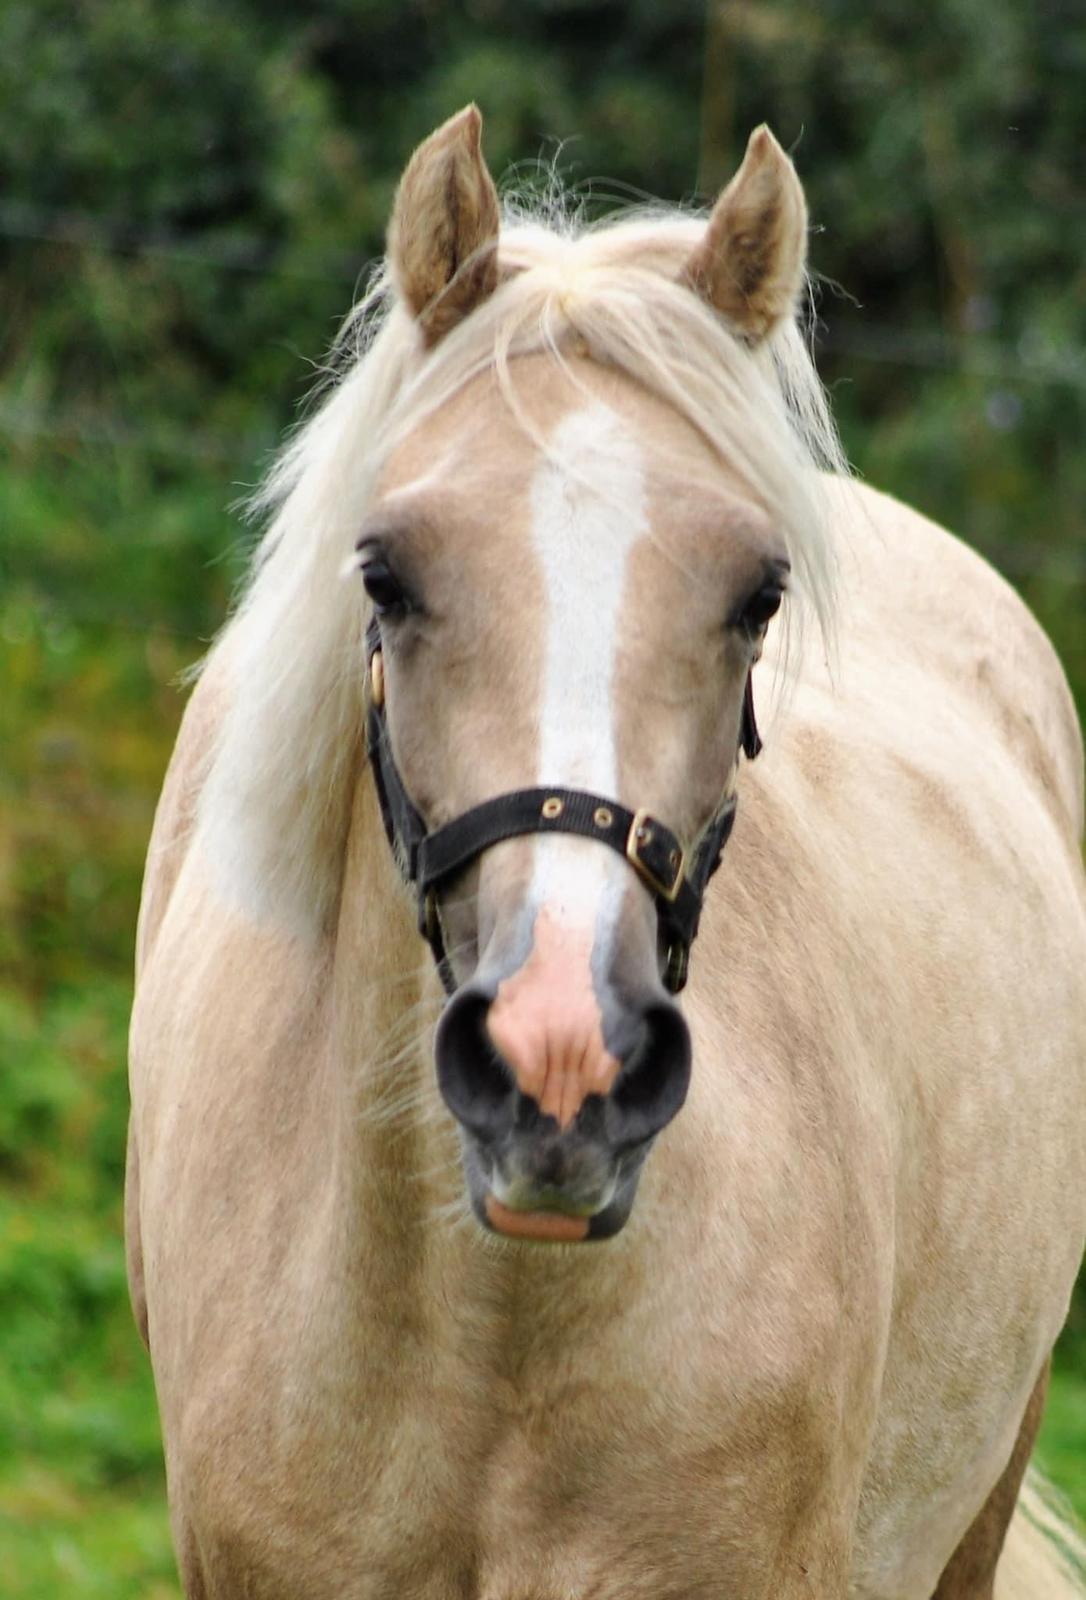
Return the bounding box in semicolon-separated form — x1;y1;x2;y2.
0;983;178;1594
1042;1367;1086;1518
0;0;1082;1591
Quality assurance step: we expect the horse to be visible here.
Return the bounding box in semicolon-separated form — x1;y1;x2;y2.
126;105;1086;1599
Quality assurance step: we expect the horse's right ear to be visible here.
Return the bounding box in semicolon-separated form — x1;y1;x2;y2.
388;104;501;346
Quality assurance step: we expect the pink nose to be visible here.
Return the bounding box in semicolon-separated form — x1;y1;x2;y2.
486;910;620;1130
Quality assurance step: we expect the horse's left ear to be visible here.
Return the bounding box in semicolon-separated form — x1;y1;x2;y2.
388;104;502;345
684;125;807;342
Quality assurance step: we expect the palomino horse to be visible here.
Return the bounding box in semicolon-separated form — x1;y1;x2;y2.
127;107;1086;1598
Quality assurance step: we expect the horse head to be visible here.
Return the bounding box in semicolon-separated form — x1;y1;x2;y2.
353;106;826;1242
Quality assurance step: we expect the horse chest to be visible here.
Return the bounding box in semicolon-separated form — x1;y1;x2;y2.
179;1400;801;1600
171;1270;845;1600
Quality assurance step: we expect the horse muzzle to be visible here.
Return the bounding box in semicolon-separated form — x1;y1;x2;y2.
434;916;691;1242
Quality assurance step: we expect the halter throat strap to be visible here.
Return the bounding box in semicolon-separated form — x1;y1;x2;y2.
364;620;759;995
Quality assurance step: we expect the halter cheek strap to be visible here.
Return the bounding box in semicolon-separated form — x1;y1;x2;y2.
364;619;760;995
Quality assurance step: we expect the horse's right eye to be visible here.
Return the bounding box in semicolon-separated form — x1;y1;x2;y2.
360;558;411;618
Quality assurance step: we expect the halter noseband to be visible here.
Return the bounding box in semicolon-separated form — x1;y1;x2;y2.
364;618;761;995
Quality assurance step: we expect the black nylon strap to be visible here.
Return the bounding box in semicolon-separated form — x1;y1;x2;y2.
364;618;754;994
366;700;427;878
741;672;763;760
420;790;675;894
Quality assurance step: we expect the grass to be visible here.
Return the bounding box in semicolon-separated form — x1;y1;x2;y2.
0;1473;179;1600
1040;1363;1086;1518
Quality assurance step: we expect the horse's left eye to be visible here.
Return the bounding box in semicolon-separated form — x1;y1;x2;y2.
733;581;784;633
360;558;411;617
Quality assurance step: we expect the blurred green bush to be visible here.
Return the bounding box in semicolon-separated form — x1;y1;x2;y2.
1;1;1083;1591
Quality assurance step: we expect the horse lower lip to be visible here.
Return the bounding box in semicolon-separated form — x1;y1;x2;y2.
484;1195;591;1242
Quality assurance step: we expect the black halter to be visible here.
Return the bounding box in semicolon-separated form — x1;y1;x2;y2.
364;618;761;995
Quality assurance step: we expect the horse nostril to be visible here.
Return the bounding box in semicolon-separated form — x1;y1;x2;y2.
434;983;515;1139
607;997;691;1147
436;975;691;1154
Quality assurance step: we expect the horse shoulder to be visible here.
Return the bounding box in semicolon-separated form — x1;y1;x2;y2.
127;645;233;1354
134;645;232;976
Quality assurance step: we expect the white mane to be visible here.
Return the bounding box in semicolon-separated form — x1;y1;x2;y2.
196;200;847;937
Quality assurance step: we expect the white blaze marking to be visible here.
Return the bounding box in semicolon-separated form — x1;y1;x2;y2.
528;403;649;924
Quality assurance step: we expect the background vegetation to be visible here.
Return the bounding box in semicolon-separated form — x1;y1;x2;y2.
1;1;1083;1592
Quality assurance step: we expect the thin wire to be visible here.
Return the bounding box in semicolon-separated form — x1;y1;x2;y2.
818;323;1086;390
0;199;359;284
4;596;208;641
0;401;273;466
1;201;1083;390
1;202;1081;616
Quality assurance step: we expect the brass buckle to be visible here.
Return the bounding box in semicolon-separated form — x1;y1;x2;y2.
626;809;684;903
370;648;385;708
